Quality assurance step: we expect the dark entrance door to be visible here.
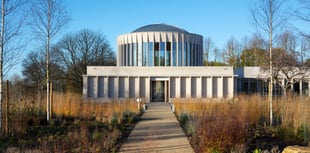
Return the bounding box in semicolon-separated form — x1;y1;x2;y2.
151;81;165;102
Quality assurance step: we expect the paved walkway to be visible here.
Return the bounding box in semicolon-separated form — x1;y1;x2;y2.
119;102;194;153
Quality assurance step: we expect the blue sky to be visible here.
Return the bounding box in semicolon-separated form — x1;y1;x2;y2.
9;0;306;79
64;0;254;51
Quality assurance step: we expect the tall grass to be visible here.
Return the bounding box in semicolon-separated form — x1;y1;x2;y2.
52;92;139;123
4;92;140;136
2;92;141;152
173;95;310;152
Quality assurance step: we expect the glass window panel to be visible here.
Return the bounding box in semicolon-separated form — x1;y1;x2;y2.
143;42;148;66
178;42;182;66
199;44;201;66
122;44;125;66
125;44;128;66
160;42;165;66
138;42;142;66
128;44;131;66
148;42;154;66
133;43;137;66
183;43;187;66
195;44;197;66
190;43;192;65
166;42;171;66
187;43;191;66
194;44;196;65
196;44;199;66
154;42;160;66
172;42;177;66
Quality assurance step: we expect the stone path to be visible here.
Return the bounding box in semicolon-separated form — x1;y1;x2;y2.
119;102;194;153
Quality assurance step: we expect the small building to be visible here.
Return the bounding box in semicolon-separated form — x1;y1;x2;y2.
235;67;310;96
83;24;235;102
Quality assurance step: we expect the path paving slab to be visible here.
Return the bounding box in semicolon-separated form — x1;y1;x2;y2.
119;102;194;153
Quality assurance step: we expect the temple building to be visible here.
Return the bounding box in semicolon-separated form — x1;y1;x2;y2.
83;24;235;102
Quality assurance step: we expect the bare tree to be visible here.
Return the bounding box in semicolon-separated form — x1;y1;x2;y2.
54;29;115;93
0;0;29;136
249;34;266;66
277;31;298;57
271;48;301;97
300;36;310;65
22;48;65;93
223;37;241;67
203;37;213;66
212;47;220;63
295;0;310;38
273;32;310;97
31;0;69;122
251;0;289;126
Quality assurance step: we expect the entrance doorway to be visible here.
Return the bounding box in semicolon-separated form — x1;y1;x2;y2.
151;81;165;102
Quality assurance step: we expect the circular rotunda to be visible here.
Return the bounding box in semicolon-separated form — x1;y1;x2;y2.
117;24;203;66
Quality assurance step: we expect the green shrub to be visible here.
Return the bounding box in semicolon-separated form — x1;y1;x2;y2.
110;114;119;129
296;125;310;145
179;112;189;127
122;111;136;125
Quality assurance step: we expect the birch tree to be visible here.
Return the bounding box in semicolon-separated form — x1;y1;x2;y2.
251;0;289;125
31;0;69;122
0;0;28;136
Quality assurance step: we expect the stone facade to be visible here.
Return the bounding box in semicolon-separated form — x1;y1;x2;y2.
83;66;235;102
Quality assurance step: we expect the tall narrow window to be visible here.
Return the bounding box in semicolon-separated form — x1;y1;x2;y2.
148;42;154;66
196;44;203;66
128;44;132;66
178;42;182;66
160;42;165;66
172;42;177;66
138;42;142;66
122;44;125;66
183;43;187;66
133;43;137;66
187;43;191;66
154;42;160;66
166;42;171;66
143;42;148;66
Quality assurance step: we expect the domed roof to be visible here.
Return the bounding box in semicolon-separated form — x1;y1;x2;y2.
132;24;189;33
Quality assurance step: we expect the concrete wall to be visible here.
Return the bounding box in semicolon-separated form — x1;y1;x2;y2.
83;66;235;101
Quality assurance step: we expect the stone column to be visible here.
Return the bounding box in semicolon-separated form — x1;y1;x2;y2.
207;77;213;98
218;77;223;98
114;77;119;99
175;77;180;98
145;77;150;102
196;77;202;98
135;77;140;98
125;77;129;98
83;76;88;98
186;77;191;98
94;76;98;98
104;76;108;98
228;77;234;98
